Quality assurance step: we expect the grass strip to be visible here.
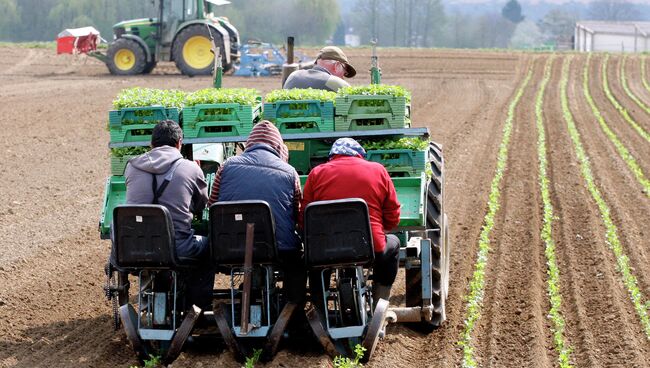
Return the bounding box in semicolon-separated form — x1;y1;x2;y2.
564;56;650;339
642;56;650;94
536;55;574;368
601;54;650;143
583;54;650;197
620;55;650;116
458;63;534;368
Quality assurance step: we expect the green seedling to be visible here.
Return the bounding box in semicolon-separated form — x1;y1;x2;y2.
185;88;261;107
337;84;411;103
536;55;573;368
458;63;534;368
564;56;650;339
265;88;337;103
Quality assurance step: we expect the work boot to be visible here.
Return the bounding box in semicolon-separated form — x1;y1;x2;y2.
371;282;392;309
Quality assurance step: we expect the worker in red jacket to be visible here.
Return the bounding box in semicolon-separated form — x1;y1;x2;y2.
300;138;401;304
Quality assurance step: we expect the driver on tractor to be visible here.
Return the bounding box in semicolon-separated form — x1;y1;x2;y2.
300;138;401;305
283;46;356;92
110;120;213;308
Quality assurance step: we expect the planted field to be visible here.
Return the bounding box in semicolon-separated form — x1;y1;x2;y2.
0;47;649;367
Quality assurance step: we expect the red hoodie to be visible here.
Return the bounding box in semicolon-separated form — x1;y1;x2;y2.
300;155;401;252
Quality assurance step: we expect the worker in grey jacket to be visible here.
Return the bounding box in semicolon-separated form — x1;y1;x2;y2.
283;46;356;92
120;120;212;307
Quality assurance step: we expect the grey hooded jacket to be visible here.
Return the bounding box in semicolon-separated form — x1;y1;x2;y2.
125;145;208;258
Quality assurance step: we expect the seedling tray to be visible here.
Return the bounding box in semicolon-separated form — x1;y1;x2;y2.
366;149;426;177
182;102;262;138
334;95;409;131
108;106;180;127
264;100;334;133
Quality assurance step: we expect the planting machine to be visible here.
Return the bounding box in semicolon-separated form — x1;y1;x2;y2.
101;42;450;364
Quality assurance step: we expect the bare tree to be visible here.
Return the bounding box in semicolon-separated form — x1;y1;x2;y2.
588;0;638;21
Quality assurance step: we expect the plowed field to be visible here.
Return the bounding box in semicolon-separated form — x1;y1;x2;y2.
0;47;648;368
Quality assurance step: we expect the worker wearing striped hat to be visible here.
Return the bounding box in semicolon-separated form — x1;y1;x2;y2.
208;120;305;303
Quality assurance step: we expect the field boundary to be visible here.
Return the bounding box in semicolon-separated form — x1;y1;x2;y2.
564;56;650;339
457;61;534;368
536;55;573;368
583;54;650;197
601;54;650;143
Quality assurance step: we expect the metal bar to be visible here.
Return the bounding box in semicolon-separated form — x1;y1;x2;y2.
385;307;425;323
240;223;255;335
176;127;431;146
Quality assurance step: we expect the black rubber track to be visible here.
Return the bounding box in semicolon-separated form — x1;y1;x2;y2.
404;141;449;328
106;38;147;75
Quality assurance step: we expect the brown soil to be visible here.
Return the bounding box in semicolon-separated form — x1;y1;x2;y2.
0;47;648;368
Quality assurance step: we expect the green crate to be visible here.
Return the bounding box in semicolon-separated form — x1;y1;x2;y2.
297;175;425;227
109;106;180;127
264;100;334;133
334;95;409;131
109;124;157;143
99;175;126;236
287;140;332;175
182;102;262;138
110;155;136;176
366;149;426;177
393;176;425;227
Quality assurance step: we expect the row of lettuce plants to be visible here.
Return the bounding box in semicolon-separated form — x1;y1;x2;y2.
563;56;650;339
457;63;534;368
583;55;650;197
535;56;574;368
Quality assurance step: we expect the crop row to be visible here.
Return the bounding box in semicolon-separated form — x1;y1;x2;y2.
457;63;534;368
642;56;650;94
535;56;573;368
583;55;650;197
601;54;650;143
563;56;650;339
619;55;650;116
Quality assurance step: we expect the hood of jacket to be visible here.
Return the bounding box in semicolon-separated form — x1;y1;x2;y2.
128;145;183;174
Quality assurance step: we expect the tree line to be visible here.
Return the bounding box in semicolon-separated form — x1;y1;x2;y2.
0;0;646;49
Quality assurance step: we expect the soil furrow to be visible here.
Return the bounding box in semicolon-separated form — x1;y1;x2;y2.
589;55;650;176
471;56;552;368
625;56;650;110
540;54;650;367
372;54;528;368
609;55;650;131
582;55;650;295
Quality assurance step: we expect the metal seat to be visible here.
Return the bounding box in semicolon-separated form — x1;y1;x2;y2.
304;198;374;268
209;200;278;266
112;204;178;270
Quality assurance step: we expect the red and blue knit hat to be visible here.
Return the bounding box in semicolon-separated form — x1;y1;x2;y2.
245;120;289;162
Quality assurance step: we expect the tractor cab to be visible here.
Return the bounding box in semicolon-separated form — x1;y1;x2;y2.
102;0;239;76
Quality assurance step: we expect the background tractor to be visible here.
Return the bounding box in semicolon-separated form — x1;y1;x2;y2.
93;0;240;76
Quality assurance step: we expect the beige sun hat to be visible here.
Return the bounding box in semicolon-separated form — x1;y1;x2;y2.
317;46;356;78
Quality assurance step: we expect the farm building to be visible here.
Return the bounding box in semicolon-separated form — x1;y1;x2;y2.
574;21;650;52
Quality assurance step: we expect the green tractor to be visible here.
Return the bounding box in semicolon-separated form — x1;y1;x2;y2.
99;0;239;76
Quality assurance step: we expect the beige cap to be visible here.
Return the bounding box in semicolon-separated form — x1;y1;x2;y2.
317;46;356;78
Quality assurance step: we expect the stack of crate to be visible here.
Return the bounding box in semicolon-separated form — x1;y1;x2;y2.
334;94;410;131
100;105;180;237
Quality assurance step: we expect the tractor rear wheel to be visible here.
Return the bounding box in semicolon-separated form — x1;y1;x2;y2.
173;25;221;76
106;38;147;75
405;141;449;329
142;61;157;74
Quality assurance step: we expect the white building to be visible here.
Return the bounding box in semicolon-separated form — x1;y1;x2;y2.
575;21;650;52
